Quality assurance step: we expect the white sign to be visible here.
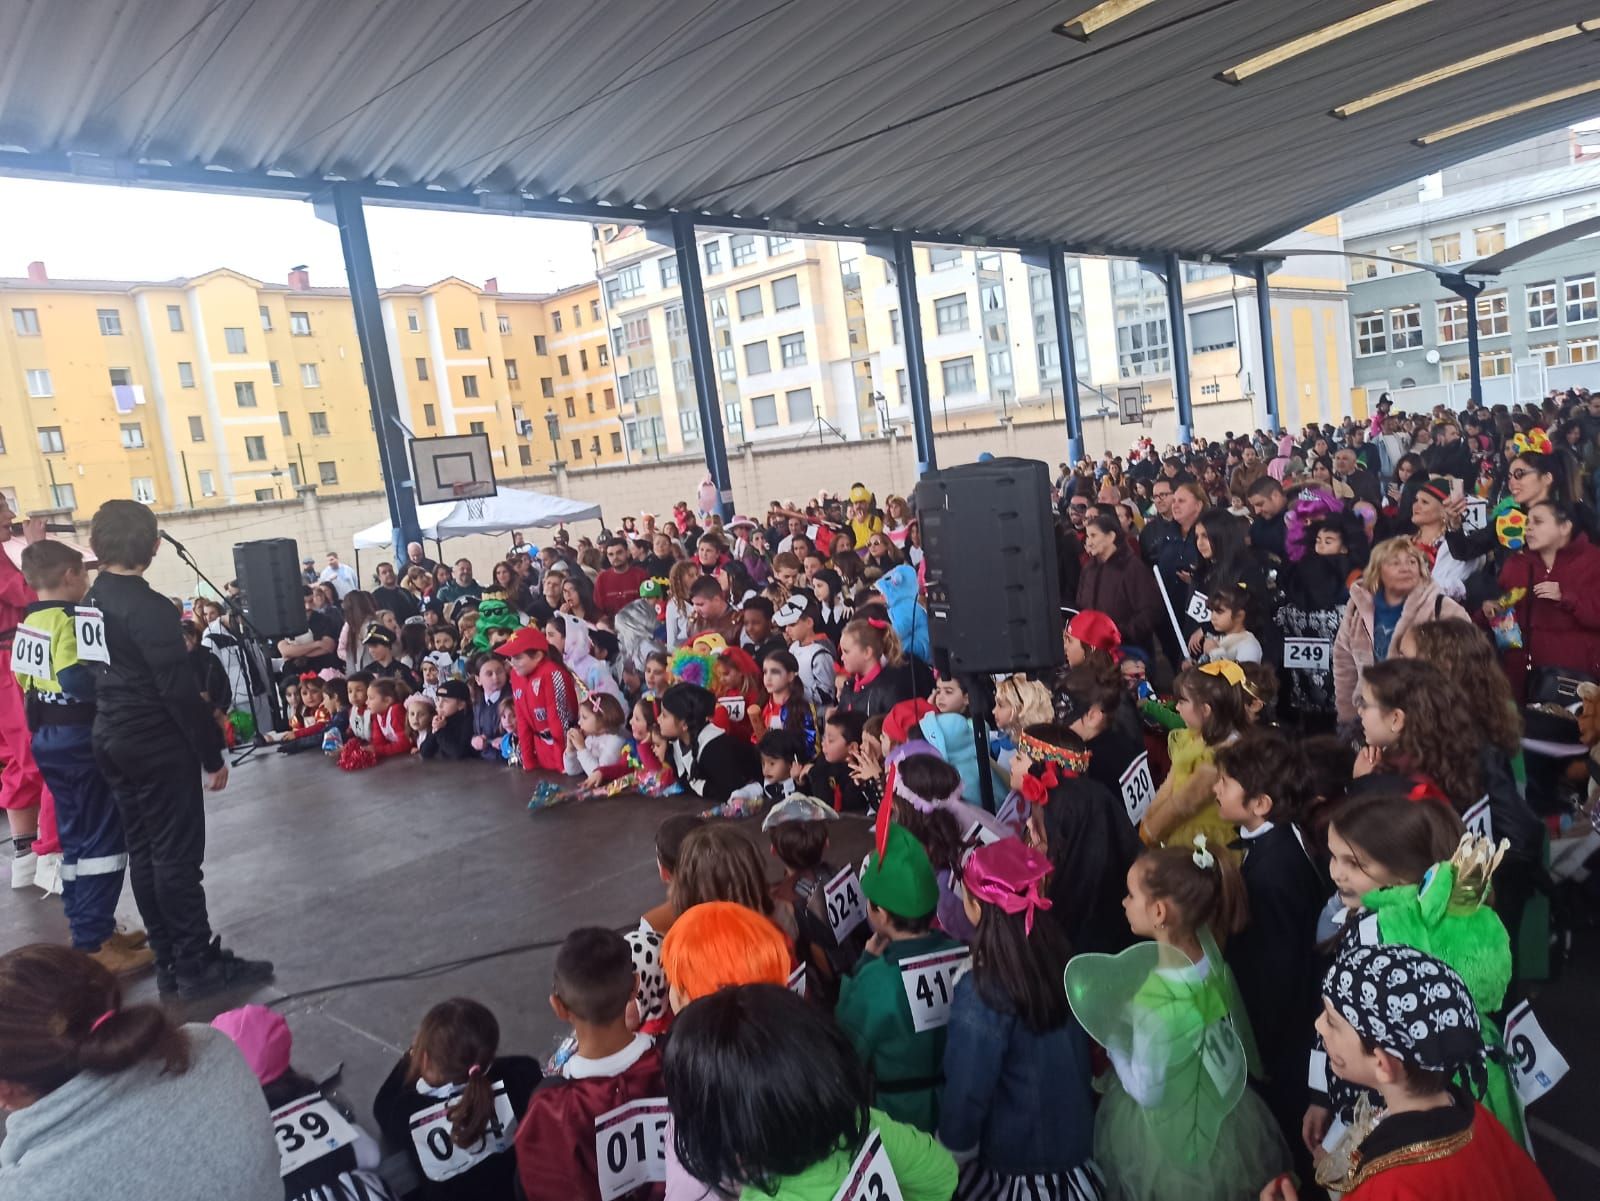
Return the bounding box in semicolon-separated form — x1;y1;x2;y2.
409;1080;516;1182
1199;1012;1244;1096
788;962;809;998
74;606;109;664
271;1093;359;1177
830;1130;905;1201
961;818;1005;849
593;1096;670;1201
1282;638;1331;672
1463;797;1493;844
824;864;867;942
898;948;971;1033
10;626;52;681
1504;1000;1569;1105
1185;592;1212;625
1120;753;1154;826
1463;498;1488;534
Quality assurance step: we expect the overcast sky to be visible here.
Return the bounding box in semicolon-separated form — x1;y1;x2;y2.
0;178;598;293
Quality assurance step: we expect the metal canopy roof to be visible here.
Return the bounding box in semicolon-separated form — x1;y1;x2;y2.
2;0;1597;257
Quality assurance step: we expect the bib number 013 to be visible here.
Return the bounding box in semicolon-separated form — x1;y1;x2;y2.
593;1097;670;1201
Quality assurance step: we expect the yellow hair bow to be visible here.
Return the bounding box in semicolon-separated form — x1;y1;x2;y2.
1198;660;1246;686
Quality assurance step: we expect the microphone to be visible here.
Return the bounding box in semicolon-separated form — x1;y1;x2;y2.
159;530;191;556
9;522;76;536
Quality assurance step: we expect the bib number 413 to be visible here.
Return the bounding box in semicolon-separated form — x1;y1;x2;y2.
898;948;970;1033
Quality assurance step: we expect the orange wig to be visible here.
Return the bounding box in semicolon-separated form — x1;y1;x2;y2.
660;901;791;1003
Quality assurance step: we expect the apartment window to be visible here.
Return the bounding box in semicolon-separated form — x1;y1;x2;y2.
779;332;807;367
415;357;429;381
987;348;1012;379
310;412;330;436
565;397;577;419
1565;275;1597;323
453;327;471;350
253;488;275;502
591;300;601;321
571;305;582;328
235;381;258;407
106;367;132;388
1189;306;1238;353
225;327;247;354
1527;283;1559;329
557;354;570;376
407;309;420;332
1385;242;1419;272
941;356;977;393
188;415;205;442
751;394;779;427
1566;203;1598;226
541;377;555;398
518;444;533;467
717;346;736;380
25;369;52;398
279;411;292;436
1116;317;1170;376
318;461;338;485
131;477;156;503
597;344;609;366
244;436;266;462
119;422;145;449
1571;338;1600;364
1476;292;1509;337
579;348;589;371
198;470;216;497
1473;224;1506;258
423;403;437;426
767;235;793;255
786;388;814;424
50;484;76;510
730;234;757;267
897;368;908;404
505;358;519;381
680;408;702;440
1388;305;1422;350
609;432;622;454
534;334;548;354
1531;344;1560;367
498;314;512;335
1436;299;1468;344
604;387;615;409
470;421;486;436
737;286;763;320
97;309;123;336
166;304;184;332
1429;233;1462;264
287;463;301;489
934;295;969;334
299;362;321;388
570;438;582;459
461;374;479;398
929;247;963;271
253;305;270;332
11;308;39;336
889;309;903;345
703;241;724;275
1480;350;1511;378
1521;212;1553;240
744;341;771;374
269;361;281;386
605;265;644;307
634;366;660;396
1349;257;1379;282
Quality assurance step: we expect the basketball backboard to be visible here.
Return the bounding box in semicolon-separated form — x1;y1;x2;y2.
410;433;497;503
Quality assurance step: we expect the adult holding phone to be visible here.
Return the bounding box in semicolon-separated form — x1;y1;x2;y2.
84;501;272;1002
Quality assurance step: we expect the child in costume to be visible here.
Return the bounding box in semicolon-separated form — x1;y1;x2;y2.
764;793;867;1006
418;679;475;761
941;839;1104;1201
990;674;1054;778
759;648;817;759
1199;581;1263;664
503;626;578;775
345;671;373;744
404;694;436;753
690;635;764;744
466;598;520;655
362;678;412;760
494;696;518;765
561;692;627;777
773;590;838;708
875;563;931;663
701;728;799;820
1263;943;1554;1201
469;654;508;762
1139;662;1247;858
1065;842;1289;1200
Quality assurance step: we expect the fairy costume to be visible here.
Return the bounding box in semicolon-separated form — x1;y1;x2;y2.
1064;926;1288;1200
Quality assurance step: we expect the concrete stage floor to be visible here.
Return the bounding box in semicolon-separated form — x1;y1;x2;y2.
0;751;1594;1198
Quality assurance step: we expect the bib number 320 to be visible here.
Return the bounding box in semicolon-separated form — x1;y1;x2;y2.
831;1130;905;1201
898;949;970;1033
593;1097;670;1201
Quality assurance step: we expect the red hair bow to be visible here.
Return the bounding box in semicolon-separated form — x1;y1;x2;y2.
1019;762;1060;806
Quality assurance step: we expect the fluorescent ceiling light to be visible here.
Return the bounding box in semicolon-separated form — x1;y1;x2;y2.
1333;20;1600;117
1218;0;1433;85
1414;79;1600;145
1055;0;1162;42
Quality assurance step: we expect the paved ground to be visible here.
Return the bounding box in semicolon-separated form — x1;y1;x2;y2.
0;751;1592;1197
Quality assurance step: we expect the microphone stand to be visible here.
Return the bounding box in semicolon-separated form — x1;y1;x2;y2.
163;534;282;767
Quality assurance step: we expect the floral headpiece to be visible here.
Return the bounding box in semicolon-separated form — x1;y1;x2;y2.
1014;731;1091;807
1510;428;1552;457
961;840;1054;935
892;771;961;815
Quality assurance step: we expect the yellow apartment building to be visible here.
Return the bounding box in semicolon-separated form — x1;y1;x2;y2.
0;263;620;517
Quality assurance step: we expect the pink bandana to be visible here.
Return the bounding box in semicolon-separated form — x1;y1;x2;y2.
961;840;1053;934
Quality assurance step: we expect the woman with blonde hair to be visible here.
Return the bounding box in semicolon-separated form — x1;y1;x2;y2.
1330;535;1467;725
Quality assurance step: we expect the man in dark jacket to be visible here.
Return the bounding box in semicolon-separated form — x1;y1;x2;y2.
1138;478;1179;565
1246;476;1289;566
1423;419;1476;483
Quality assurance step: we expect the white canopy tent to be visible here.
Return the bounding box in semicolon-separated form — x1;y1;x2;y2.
351;487;602;550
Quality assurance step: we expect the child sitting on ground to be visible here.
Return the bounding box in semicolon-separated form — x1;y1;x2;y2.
562;692;628;777
420;680;475;760
405;694;436;754
514;928;668;1201
274;672;333;744
805;708;872;814
759;649;817;759
364;678;412;759
765;794;867;1006
570;696;680;799
773;590;837;708
470;654;509;762
345;671;373;744
641;813;704;936
213;1004;396;1201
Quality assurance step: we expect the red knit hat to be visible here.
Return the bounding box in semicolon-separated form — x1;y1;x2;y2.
883;698;936;745
1067;609;1122;656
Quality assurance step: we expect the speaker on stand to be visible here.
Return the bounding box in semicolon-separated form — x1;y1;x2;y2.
914;458;1064;811
228;538;307;761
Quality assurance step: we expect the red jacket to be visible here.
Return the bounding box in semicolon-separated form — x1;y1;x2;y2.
1497;533;1600;699
368;702;411;758
595;565;650;616
1343;1103;1552;1201
512;657;578;773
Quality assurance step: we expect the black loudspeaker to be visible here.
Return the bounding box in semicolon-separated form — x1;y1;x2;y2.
914;458;1063;677
232;538;308;640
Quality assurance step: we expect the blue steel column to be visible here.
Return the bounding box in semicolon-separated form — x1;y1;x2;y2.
325;185;422;560
892;232;937;474
671;212;733;518
1162;252;1194;445
1444;276;1486;406
1047;246;1085;462
1253;259;1281;433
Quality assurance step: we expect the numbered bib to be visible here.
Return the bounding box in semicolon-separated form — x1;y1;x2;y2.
961;818;1004;849
1185;592;1212;624
1120;753;1154;825
1504;1000;1569;1105
898;948;970;1033
1282;637;1331;672
719;695;747;722
10;626;52;682
593;1097;669;1201
1199;1012;1244;1096
788;962;809;997
409;1080;516;1183
272;1093;359;1177
74;606;109;663
1463;797;1493;843
1463;498;1488;534
830;1130;905;1201
824;865;867;942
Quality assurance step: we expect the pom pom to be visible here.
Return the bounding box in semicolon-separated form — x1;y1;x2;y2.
338;740;377;772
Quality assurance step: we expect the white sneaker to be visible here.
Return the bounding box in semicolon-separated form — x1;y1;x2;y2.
10;851;36;889
33;852;62;896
